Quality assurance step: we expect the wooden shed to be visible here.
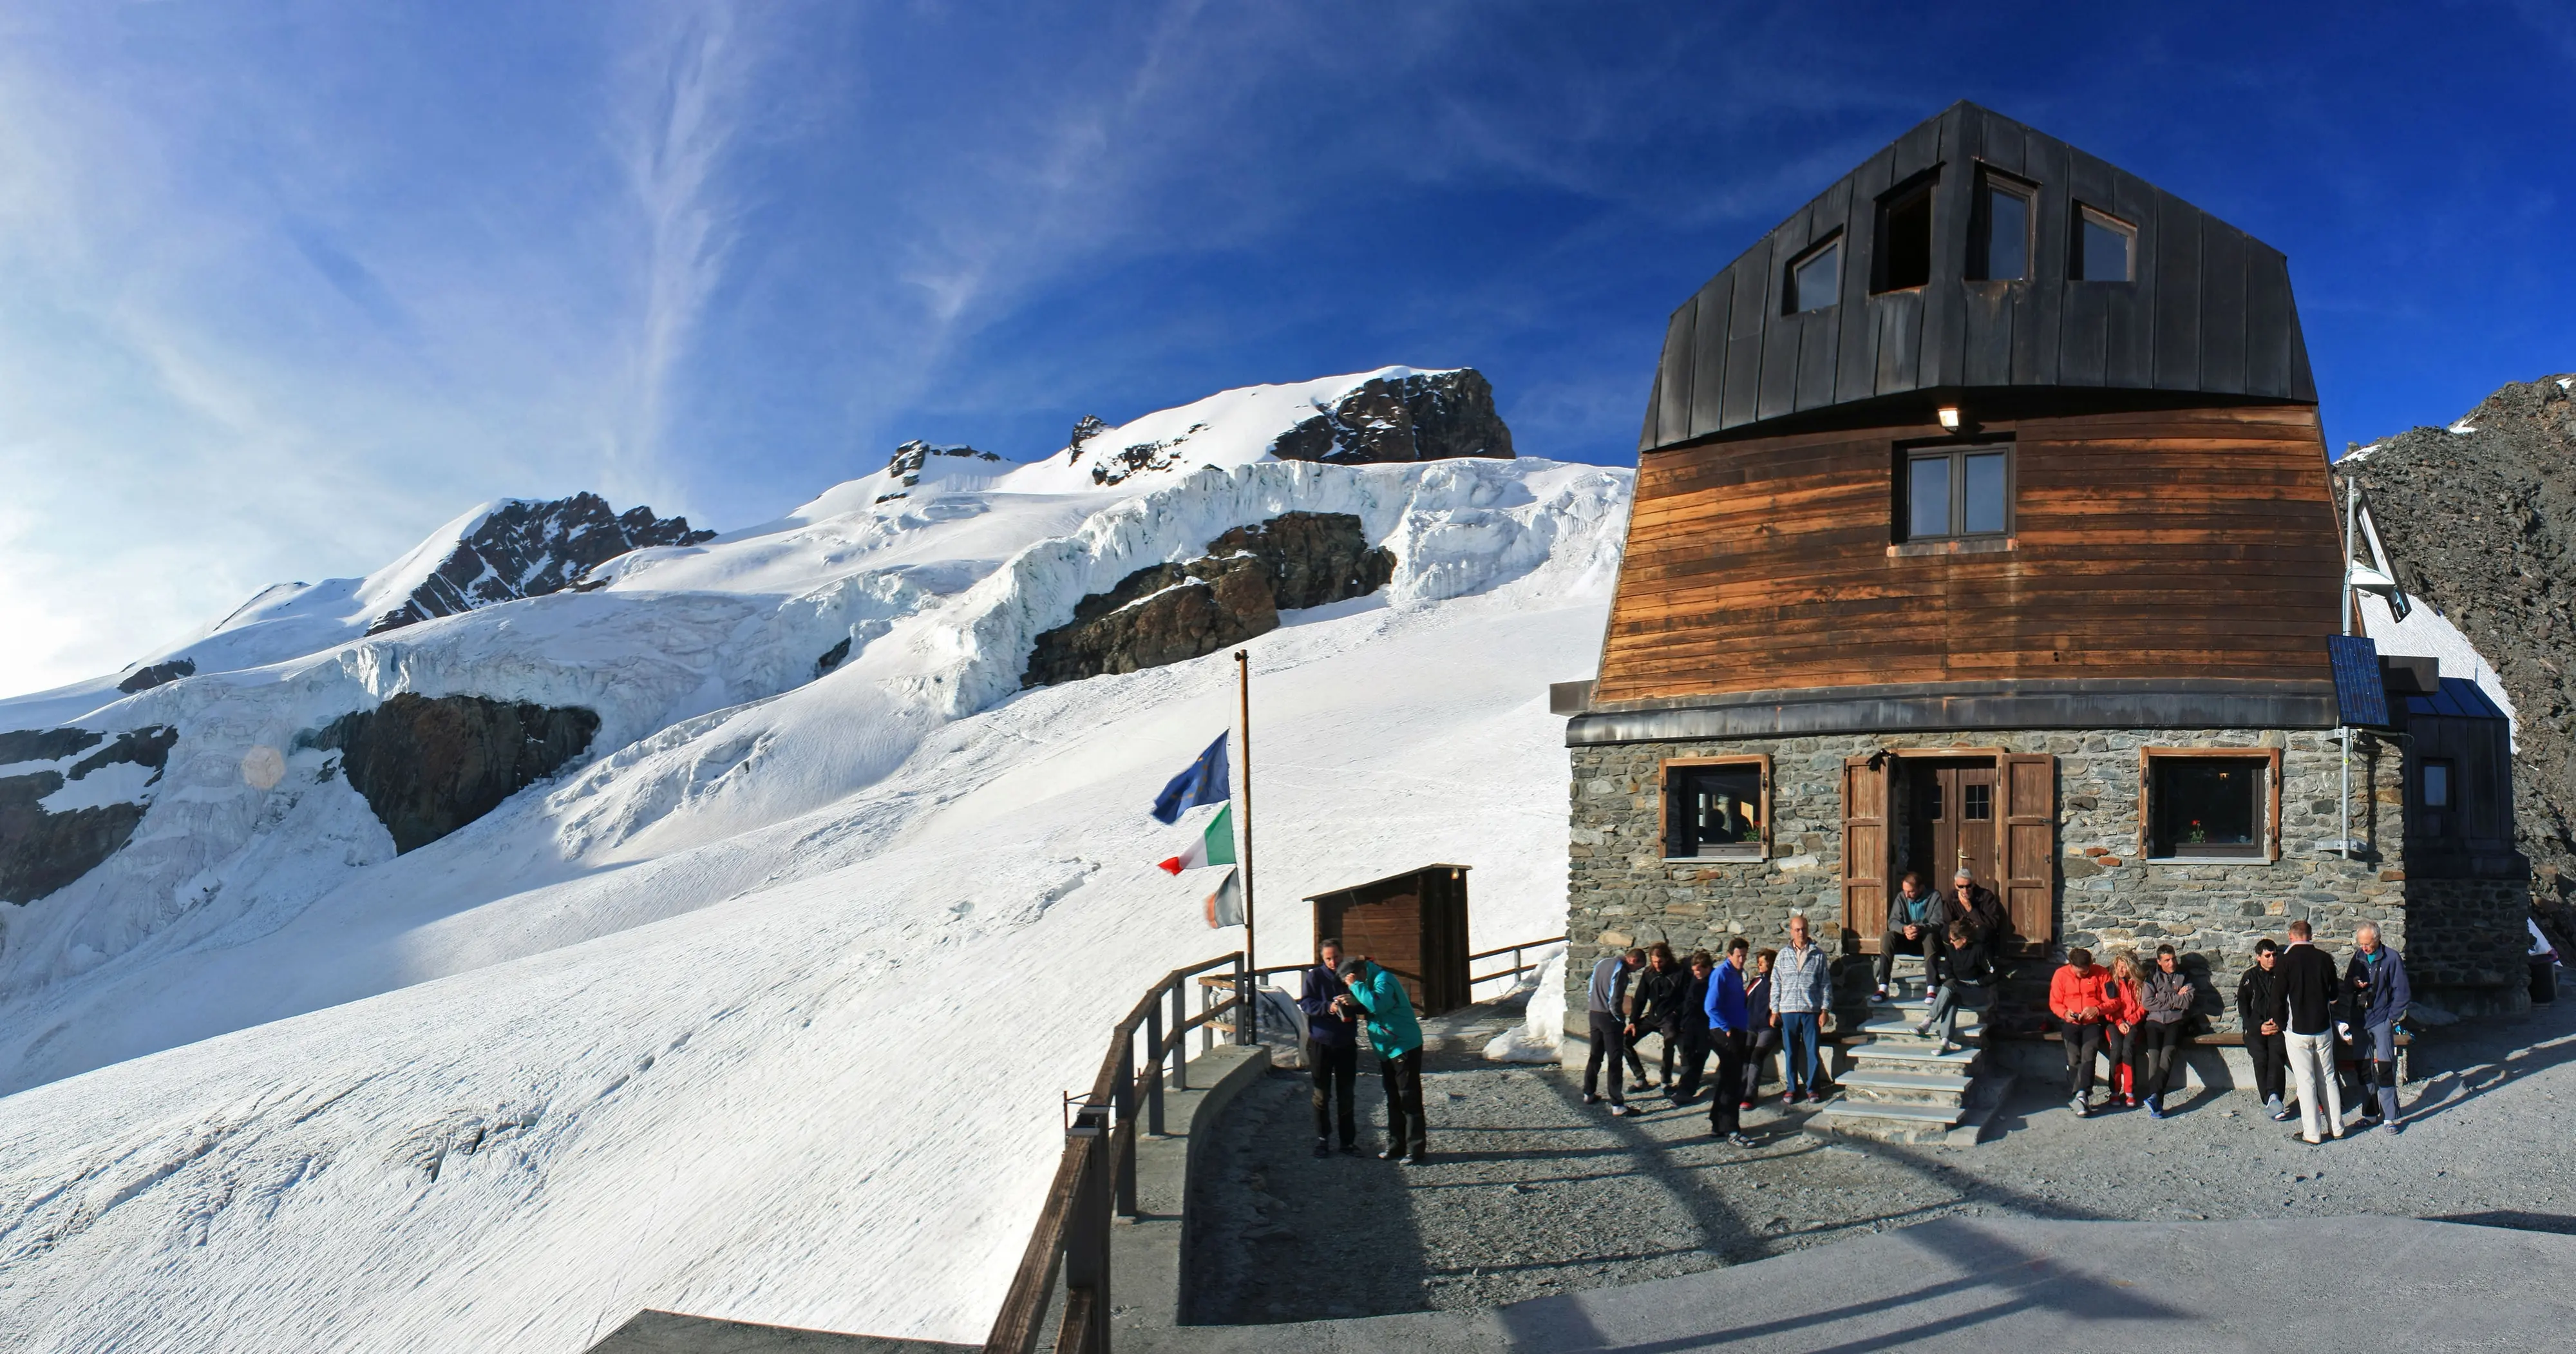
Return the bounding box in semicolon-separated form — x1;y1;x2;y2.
1306;865;1472;1016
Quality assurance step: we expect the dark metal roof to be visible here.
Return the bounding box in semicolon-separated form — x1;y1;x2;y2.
1302;864;1470;902
2327;635;2391;728
2403;677;2509;721
1641;101;2316;452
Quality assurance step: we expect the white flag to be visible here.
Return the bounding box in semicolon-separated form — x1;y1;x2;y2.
1202;867;1243;929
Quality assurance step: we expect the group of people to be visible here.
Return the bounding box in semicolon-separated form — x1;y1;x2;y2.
2054;917;2411;1142
1296;888;2414;1165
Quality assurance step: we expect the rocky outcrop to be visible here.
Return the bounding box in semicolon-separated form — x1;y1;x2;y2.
117;658;196;694
2339;374;2576;895
1268;368;1514;465
886;440;1003;487
1;725;179;904
366;494;715;635
1023;512;1396;687
308;694;600;854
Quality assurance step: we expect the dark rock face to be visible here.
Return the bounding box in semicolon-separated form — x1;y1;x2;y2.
887;440;1003;488
117;658;196;694
815;636;853;676
1023;512;1396;687
1085;424;1209;486
2339;374;2576;897
1269;368;1515;466
366;494;714;636
1068;415;1108;452
1;725;178;904
308;694;600;853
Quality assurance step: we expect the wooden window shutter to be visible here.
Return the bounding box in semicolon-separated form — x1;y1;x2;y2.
1841;754;1888;948
2000;753;2056;950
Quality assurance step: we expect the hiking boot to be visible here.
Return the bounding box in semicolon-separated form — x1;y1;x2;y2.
1581;1092;1601;1105
1338;1143;1362;1156
1313;1139;1332;1159
2070;1096;2090;1118
1379;1147;1403;1159
1607;1103;1634;1117
1727;1132;1757;1149
2270;1102;2297;1123
2146;1096;2166;1120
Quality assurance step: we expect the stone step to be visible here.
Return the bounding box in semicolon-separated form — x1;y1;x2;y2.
1845;1040;1982;1071
1809;1098;1965;1144
1833;1069;1972;1107
1855;1012;1983;1039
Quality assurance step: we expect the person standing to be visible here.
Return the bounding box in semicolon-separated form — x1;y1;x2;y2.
1671;949;1716;1105
1705;942;1755;1146
1584;947;1645;1116
2277;920;2345;1144
2345;922;2412;1133
1741;948;1778;1109
2136;944;2195;1119
1298;938;1361;1158
1772;915;1832;1103
1875;872;1950;999
2049;948;2112;1116
1628;943;1687;1093
2102;953;2150;1108
1946;869;2009;984
1340;956;1428;1163
2236;940;2292;1121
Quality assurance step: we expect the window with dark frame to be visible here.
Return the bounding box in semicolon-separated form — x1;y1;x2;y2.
2073;204;2134;281
1902;444;2011;542
1667;762;1765;860
1785;236;1841;314
1967;169;2034;281
2420;758;2456;837
2148;756;2266;859
1874;176;1936;292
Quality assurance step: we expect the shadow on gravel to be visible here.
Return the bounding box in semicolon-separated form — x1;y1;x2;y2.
2399;1003;2576;1129
2432;1209;2576;1235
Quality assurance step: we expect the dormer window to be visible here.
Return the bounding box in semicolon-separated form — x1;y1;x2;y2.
1873;175;1937;292
1968;169;2035;281
2073;205;2134;281
1785;236;1841;314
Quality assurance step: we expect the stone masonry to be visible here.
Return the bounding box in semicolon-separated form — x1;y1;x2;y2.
1564;727;2523;1033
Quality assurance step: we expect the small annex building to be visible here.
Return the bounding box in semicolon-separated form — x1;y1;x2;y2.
1560;102;2533;1100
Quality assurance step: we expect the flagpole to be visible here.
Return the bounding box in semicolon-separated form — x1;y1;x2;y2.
1234;649;1256;978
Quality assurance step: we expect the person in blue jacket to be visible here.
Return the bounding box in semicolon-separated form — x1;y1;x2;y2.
1340;956;1428;1163
2345;922;2412;1133
1705;942;1755;1147
1296;938;1361;1158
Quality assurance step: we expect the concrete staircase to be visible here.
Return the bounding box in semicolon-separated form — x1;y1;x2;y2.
1812;954;2012;1145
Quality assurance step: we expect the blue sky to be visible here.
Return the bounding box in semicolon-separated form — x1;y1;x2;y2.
3;1;2570;698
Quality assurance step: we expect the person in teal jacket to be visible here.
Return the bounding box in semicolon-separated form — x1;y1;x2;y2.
1340;957;1428;1163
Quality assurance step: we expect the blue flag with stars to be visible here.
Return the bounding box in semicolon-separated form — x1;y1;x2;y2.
1151;733;1231;825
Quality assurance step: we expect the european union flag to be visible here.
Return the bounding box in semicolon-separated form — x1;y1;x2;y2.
1151;733;1231;825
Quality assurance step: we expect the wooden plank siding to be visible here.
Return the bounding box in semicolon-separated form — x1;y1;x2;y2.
1593;401;2341;707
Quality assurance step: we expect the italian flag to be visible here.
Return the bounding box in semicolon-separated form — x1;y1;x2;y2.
1159;803;1238;874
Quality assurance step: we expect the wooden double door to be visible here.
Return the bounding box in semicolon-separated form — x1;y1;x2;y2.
1842;751;2055;953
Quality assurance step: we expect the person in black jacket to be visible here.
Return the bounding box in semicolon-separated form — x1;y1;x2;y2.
1625;943;1685;1092
1297;938;1361;1158
1946;870;2010;984
1671;949;1716;1104
2236;939;2291;1121
2276;920;2345;1144
1741;948;1778;1109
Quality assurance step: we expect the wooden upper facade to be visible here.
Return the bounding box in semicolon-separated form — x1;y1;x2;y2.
1578;108;2345;741
1639;102;2315;454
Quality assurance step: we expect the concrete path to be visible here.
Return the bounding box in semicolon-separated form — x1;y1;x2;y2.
1135;1214;2576;1351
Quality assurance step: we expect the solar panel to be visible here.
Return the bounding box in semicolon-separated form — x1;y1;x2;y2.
2325;634;2391;728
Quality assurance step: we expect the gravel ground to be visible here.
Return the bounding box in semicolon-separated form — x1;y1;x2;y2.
1188;998;2576;1324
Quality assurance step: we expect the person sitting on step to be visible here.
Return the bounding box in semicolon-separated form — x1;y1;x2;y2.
1946;869;2009;985
1913;918;1975;1052
1875;871;1951;1000
2102;951;2151;1109
2136;944;2196;1119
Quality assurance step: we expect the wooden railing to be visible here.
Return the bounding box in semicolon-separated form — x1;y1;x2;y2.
981;933;1564;1354
983;951;1250;1354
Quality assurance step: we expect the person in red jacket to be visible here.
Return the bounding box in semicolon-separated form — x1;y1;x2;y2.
2050;948;2114;1116
2101;952;2152;1108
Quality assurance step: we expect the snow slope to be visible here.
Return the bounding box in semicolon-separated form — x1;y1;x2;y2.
0;368;1629;1351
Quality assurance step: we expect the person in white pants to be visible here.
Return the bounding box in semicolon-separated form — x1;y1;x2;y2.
2276;919;2344;1143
